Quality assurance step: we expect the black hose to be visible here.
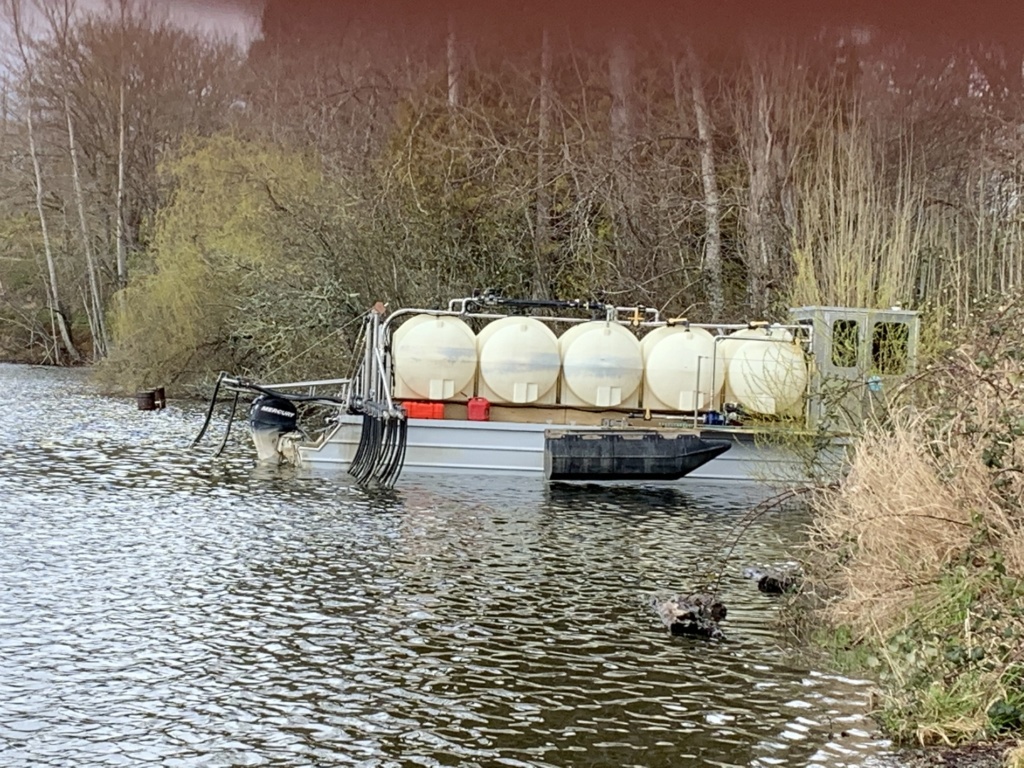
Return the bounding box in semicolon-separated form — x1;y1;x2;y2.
384;417;401;480
371;416;389;482
358;417;378;483
347;401;409;488
370;418;390;483
358;415;384;483
380;417;408;488
191;372;226;448
348;413;373;479
377;417;400;484
353;413;380;483
389;413;409;487
213;390;241;458
235;380;348;407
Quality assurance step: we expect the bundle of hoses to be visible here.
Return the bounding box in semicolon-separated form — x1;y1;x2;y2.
348;400;408;488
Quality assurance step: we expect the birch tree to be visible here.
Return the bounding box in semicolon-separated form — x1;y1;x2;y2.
681;44;724;320
113;0;127;294
446;13;460;110
532;25;552;299
742;53;777;317
42;0;108;357
608;32;635;253
5;0;80;362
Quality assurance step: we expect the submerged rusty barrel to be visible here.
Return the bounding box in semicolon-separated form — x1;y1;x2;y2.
136;388;167;411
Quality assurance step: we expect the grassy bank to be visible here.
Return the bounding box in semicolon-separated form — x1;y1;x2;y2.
799;300;1024;754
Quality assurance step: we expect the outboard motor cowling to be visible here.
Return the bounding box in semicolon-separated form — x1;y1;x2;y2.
249;395;299;463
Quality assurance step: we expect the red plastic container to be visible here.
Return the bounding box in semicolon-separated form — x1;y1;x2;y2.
402;401;444;419
467;397;491;421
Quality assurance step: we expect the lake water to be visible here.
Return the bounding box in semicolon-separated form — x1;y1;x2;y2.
0;363;895;767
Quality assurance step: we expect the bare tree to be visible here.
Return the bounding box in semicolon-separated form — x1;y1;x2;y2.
42;0;108;358
446;13;460;109
608;31;635;251
681;44;724;320
113;0;127;295
532;25;552;299
736;42;783;317
48;6;241;271
5;0;80;362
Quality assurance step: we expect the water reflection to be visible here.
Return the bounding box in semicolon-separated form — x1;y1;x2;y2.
0;363;892;767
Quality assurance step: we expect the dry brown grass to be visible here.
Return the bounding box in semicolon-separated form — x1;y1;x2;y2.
810;410;1024;643
810;417;978;639
803;298;1024;744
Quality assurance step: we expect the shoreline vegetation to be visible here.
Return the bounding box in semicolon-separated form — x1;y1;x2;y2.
0;0;1023;760
794;298;1024;765
4;3;1024;394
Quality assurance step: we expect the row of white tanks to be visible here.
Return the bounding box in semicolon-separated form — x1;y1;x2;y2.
391;315;809;416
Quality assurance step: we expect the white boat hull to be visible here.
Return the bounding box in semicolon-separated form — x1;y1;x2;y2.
295;416;836;485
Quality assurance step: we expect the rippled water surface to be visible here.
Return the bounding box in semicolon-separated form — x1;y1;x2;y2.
0;363;894;767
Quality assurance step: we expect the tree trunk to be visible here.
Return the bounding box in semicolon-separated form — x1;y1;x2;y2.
744;62;776;318
65;95;108;358
8;0;79;362
609;35;633;168
27;108;79;363
682;45;724;321
608;34;635;258
446;14;460;110
46;0;108;358
115;0;128;295
532;26;552;299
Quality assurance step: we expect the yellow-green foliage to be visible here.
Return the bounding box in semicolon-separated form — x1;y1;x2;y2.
0;213;56;361
102;134;334;391
789;112;926;310
0;213;46;295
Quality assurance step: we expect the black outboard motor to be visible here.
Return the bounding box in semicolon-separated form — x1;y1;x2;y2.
249;395;299;463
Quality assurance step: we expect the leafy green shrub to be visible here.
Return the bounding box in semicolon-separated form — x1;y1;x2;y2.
98;134;359;393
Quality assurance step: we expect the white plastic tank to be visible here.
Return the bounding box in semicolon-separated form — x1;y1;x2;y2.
559;321;643;408
718;327;784;407
642;326;724;412
393;314;477;400
720;327;779;367
724;329;808;416
477;317;560;404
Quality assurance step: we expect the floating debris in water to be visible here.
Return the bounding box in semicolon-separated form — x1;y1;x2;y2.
743;564;802;594
654;593;727;640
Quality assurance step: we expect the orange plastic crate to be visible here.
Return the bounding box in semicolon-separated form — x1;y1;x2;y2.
402;401;444;419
